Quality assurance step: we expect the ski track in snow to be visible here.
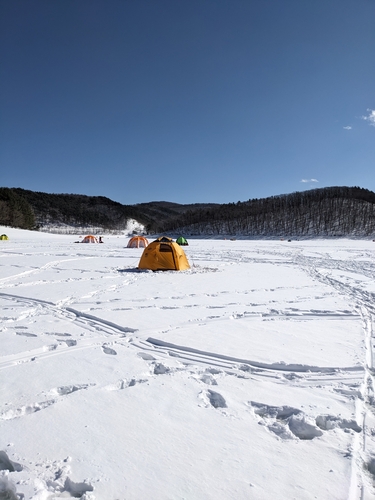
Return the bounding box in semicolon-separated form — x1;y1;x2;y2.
293;249;375;499
1;240;375;498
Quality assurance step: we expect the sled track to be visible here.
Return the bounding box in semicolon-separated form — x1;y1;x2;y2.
144;336;364;374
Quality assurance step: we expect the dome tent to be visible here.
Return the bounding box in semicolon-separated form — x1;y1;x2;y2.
138;237;190;271
81;235;98;243
0;234;9;240
127;236;149;248
176;236;188;246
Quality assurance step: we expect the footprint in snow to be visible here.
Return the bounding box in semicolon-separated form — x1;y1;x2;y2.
44;344;58;351
205;368;222;375
238;364;252;372
365;459;375;479
102;346;117;355
283;372;304;380
200;390;227;409
208;390;227;408
200;373;218;385
16;331;37;337
1;400;56;421
315;414;362;433
104;378;148;390
288;414;323;440
51;384;91;396
45;332;71;337
0;450;23;472
250;401;323;440
137;352;156;361
153;363;170;375
62;477;94;497
60;339;77;347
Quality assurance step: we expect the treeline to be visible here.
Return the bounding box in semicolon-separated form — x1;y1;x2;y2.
0;188;35;229
0;188;218;233
161;187;375;237
133;200;219;232
1;186;375;238
5;188;154;232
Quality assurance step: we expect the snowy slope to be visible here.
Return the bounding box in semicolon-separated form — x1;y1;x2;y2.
37;218;145;235
1;226;375;499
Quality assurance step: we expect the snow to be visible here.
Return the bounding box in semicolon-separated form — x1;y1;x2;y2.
37;218;145;235
1;225;375;499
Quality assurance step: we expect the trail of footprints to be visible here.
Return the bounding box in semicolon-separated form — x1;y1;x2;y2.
0;332;119;421
1;383;93;421
1;339;365;447
1;349;372;498
123;352;365;442
249;401;361;440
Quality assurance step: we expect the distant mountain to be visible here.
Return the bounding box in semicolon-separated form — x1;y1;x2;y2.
1;186;374;238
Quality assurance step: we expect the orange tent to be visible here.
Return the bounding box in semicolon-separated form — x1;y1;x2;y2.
81;235;98;243
127;236;149;248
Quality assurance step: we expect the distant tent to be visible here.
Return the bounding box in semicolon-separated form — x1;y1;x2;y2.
138;236;190;271
176;236;188;246
127;236;149;248
0;234;9;240
81;235;98;243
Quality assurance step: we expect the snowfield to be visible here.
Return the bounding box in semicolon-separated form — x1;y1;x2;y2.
1;226;375;499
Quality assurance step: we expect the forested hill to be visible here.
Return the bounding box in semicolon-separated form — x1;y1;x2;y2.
0;186;375;238
0;187;218;233
161;186;375;238
0;188;144;231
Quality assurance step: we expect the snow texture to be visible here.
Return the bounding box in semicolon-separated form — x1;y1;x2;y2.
1;226;375;499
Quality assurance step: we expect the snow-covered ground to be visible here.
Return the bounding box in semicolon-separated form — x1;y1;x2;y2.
1;226;375;499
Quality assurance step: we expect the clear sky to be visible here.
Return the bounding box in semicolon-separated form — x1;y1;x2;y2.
1;0;374;205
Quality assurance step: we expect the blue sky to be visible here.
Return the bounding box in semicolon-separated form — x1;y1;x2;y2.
1;0;374;205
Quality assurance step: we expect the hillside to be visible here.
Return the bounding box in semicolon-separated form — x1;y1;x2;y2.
161;186;375;238
1;186;375;237
0;188;218;234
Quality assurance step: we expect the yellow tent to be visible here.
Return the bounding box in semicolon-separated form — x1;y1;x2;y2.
138;236;190;271
127;236;149;248
0;234;9;240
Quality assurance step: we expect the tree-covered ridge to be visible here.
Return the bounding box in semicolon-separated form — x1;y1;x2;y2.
161;186;375;237
0;188;218;233
10;188;154;232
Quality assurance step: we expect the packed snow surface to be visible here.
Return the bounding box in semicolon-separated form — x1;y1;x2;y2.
1;226;375;499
